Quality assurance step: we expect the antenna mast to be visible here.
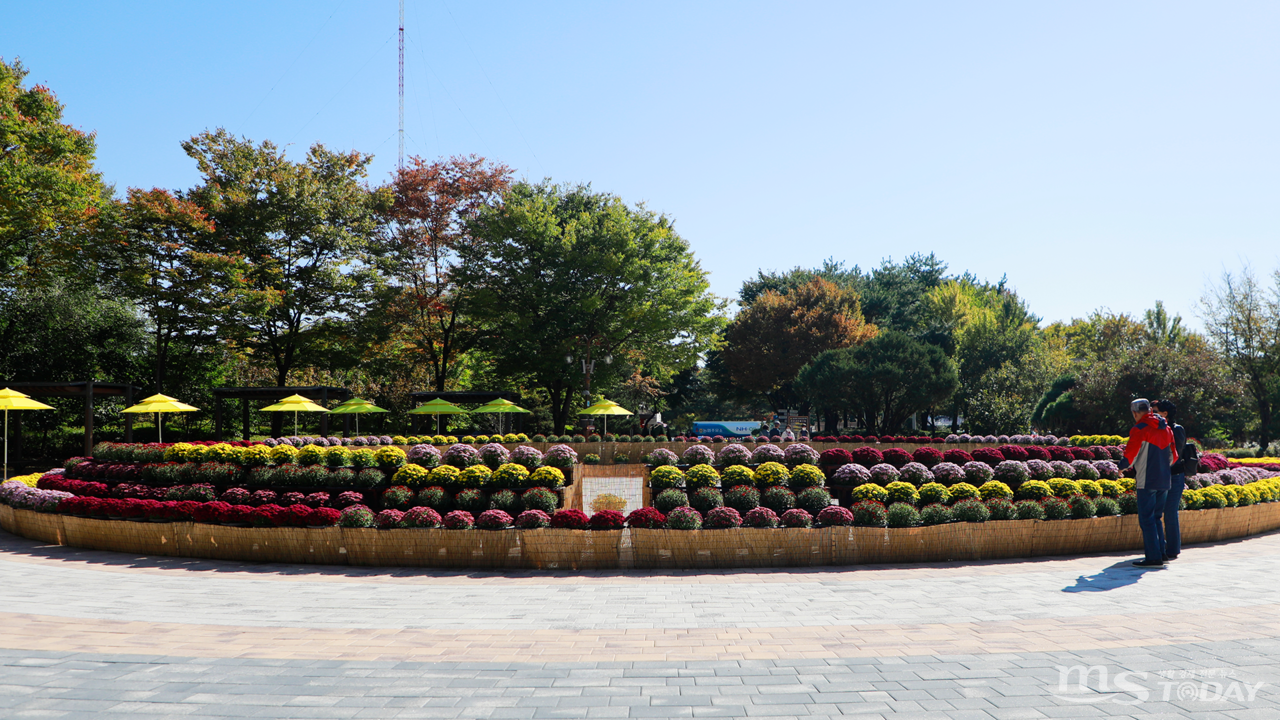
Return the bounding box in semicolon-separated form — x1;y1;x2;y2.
398;0;405;171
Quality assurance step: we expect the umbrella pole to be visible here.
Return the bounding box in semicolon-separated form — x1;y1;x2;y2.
3;409;8;481
294;411;299;437
355;414;359;436
157;412;162;444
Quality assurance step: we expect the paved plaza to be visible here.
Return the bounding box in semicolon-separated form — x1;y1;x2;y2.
1;529;1279;718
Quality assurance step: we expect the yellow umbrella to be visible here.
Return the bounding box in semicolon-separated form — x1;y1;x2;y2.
408;397;470;435
471;398;530;436
0;388;55;481
259;394;329;436
327;398;388;435
578;398;633;437
122;393;199;444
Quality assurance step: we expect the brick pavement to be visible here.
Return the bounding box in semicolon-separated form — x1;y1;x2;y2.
1;528;1279;718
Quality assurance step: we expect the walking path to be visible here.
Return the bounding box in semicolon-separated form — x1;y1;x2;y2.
1;528;1278;718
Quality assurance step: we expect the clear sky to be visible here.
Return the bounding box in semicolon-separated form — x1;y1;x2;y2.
6;1;1279;328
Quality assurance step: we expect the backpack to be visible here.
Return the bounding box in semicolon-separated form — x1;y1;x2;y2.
1177;441;1199;476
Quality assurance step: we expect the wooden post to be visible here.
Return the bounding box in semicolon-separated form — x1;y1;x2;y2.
83;380;95;455
242;398;250;441
123;386;133;443
214;394;223;441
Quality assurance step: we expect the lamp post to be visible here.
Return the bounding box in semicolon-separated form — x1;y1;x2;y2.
564;345;612;401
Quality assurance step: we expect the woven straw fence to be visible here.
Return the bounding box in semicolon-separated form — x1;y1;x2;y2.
3;503;1278;569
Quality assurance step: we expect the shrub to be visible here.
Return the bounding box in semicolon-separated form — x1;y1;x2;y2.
375;509;408;529
490;489;520;515
454;488;491;513
521;487;559;514
653;488;690;514
1076;479;1103;498
743;506;779;528
942;449;973;465
1042;496;1070;520
1071;460;1100;481
544;444;578;469
720;465;755;489
869;463;901;486
269;444;299;465
761;485;797;513
690;487;725;514
325;446;353;468
404;505;442;528
478;443;511;469
1097;479;1122;498
685;464;721;490
429;465;462;489
920;503;952;525
772;507;809;528
1016;479;1052;501
811;505;850;527
831;463;872;486
1068;495;1096;519
886;502;920;528
978;481;1013;501
442;510;474;529
879;448;911;469
1093;460;1121;481
338;505;374;528
796;487;832;515
1024;459;1053;481
459;465;493;489
819;448;853;467
582;453;601;465
476;509;513;530
723;485;761;514
947;482;979;503
849;447;882;468
349;448;376;469
985;498;1015;520
961;461;993;485
528;466;566;489
992;460;1028;488
911;447;944;469
852;501;887;527
752;443;785;464
492;463;531;489
681;445;715;466
754;462;790;488
1014;499;1045;520
625;506;667;529
510;445;543;470
931;462;964;486
997;444;1030;462
849;483;889;505
1048;478;1081;498
704;506;742;529
971;447;1004;467
951;498;990;523
649;466;685;491
442;444;482;469
646;448;679;466
789;464;825;490
514;509;551;529
918;482;949;505
1049;460;1075;479
587;510;625;530
1118;491;1140;514
784;443;820;466
381;485;413;509
884;481;919;505
392;464;431;488
666;506;703;530
1094;497;1121;517
374;446;407;468
898;462;932;486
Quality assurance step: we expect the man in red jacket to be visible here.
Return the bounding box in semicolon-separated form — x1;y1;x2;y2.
1116;398;1177;567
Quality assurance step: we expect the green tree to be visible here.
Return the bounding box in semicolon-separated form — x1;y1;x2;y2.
721;278;877;410
0;58;110;285
796;330;958;435
455;181;724;433
1201;267;1280;451
182;129;392;397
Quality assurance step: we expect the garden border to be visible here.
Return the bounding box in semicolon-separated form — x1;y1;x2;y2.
3;502;1278;570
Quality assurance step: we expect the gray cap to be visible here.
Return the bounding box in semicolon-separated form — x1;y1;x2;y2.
1130;398;1151;412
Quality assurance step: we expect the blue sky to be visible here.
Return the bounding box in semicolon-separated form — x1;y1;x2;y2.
6;1;1279;328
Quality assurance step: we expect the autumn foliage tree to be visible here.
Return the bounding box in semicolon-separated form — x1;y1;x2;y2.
385;155;512;391
721;278;877;408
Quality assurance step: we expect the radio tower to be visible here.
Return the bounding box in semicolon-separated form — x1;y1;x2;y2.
398;0;405;171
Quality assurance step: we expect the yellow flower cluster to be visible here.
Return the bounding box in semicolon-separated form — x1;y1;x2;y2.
4;473;41;487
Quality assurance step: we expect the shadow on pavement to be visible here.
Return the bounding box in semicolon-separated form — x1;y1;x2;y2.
1062;559;1164;592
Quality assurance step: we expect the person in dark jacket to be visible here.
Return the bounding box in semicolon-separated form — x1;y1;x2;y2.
1154;399;1186;560
1116;398;1176;567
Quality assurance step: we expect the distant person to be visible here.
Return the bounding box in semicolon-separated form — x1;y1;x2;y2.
782;427;795;442
1116;398;1177;567
1155;399;1187;560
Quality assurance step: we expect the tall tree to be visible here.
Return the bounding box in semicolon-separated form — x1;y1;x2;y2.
721;278;877;409
182;129;392;397
0;58;110;285
385;155;512;391
107;188;272;392
455;181;723;433
1201;267;1280;452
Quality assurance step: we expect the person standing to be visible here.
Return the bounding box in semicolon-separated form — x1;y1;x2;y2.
1155;399;1188;560
1116;398;1176;567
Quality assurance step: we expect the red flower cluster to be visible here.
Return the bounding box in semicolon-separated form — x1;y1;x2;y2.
943;449;973;465
587;510;625;530
549;509;589;529
625;507;666;529
881;448;913;468
971;448;1005;467
818;449;854;466
911;447;944;468
38;477;109;496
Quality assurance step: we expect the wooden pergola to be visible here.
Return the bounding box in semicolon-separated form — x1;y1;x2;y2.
0;381;142;456
211;386;351;440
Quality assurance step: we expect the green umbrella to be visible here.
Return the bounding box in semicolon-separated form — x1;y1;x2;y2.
408;397;470;435
579;398;633;438
471;398;530;436
327;398;388;435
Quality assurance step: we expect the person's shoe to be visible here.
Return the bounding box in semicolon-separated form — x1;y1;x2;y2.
1166;554;1178;561
1133;559;1166;567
